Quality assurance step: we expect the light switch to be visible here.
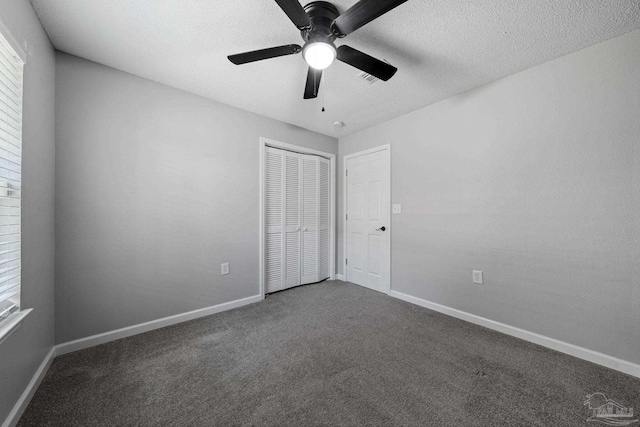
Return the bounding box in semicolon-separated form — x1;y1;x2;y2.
392;204;402;214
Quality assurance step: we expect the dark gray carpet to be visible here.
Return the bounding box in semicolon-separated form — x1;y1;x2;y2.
19;281;640;426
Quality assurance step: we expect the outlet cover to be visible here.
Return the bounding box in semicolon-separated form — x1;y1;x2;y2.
472;270;483;284
221;263;230;275
392;204;402;214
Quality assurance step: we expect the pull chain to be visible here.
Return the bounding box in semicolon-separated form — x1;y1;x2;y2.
321;69;326;112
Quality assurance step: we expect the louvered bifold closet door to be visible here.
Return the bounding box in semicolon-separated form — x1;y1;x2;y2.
301;155;319;285
283;151;302;289
265;147;285;293
318;158;330;281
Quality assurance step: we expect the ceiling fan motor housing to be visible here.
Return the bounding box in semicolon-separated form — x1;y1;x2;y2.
301;1;340;45
228;0;405;98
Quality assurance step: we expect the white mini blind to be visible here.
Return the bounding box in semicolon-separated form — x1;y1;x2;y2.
0;32;23;324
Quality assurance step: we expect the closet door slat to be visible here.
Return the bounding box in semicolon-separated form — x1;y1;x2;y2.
265;147;284;292
301;155;319;285
284;152;301;289
319;158;330;280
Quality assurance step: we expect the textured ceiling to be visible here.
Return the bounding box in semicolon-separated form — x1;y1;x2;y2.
30;0;640;138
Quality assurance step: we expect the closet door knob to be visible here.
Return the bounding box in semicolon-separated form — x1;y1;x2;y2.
376;226;386;231
304;227;308;231
296;227;300;232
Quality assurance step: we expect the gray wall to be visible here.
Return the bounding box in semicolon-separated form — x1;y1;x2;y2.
0;0;56;423
338;30;640;364
55;52;338;343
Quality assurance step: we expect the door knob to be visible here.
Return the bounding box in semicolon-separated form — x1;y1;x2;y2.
376;226;386;231
304;227;308;231
296;227;300;232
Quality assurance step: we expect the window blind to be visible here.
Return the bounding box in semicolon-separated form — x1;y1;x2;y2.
0;32;23;324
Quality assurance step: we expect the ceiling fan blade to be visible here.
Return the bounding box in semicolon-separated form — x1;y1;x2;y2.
228;44;302;65
303;67;323;99
275;0;311;29
336;45;397;81
332;0;408;36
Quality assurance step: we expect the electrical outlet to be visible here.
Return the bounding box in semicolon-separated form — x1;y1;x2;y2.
221;263;230;275
472;270;483;284
393;204;402;214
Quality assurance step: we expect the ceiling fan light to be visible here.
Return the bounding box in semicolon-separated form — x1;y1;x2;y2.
303;42;336;70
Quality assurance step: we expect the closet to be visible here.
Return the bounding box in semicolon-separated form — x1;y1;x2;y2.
265;146;330;293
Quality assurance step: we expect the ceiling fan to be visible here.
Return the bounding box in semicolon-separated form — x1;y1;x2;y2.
227;0;408;99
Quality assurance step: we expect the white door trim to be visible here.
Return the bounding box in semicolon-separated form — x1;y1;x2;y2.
259;137;336;299
343;144;391;293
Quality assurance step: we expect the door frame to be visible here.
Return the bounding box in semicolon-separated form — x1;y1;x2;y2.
343;144;391;293
259;137;337;299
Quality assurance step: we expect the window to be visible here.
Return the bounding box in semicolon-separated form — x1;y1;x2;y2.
0;29;24;331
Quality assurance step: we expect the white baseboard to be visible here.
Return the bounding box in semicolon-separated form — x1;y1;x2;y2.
3;294;263;426
9;289;636;427
336;274;345;281
3;347;56;427
56;294;263;356
4;294;263;426
389;290;640;379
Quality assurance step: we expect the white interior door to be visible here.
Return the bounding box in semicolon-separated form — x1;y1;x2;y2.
345;147;390;293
